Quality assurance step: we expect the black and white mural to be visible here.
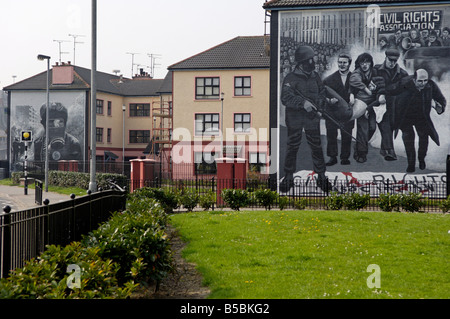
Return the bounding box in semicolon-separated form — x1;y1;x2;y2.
10;91;85;171
277;3;450;197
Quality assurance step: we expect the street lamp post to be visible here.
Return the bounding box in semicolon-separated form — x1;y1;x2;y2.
220;92;224;158
37;54;51;192
89;0;98;192
122;104;126;175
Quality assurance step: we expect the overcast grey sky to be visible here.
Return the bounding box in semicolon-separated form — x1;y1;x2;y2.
1;0;267;87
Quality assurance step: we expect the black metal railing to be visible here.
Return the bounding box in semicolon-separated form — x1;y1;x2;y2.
0;189;127;278
126;176;448;213
35;179;43;206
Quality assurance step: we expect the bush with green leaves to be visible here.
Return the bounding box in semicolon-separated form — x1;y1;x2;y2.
378;193;401;212
82;204;173;285
343;192;371;210
12;171;127;190
400;192;424;212
179;189;200;212
293;197;307;210
199;190;216;211
325;192;345;210
131;187;179;213
254;188;279;210
0;242;137;299
440;195;450;213
278;196;290;210
221;189;249;211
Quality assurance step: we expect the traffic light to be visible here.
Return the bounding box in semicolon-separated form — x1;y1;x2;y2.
21;130;32;142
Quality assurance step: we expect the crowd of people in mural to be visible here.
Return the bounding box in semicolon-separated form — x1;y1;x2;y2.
279;32;447;193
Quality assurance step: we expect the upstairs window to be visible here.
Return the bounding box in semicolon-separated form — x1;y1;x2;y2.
196;77;220;99
129;103;150;117
96;99;104;114
129;130;150;143
234;76;251;96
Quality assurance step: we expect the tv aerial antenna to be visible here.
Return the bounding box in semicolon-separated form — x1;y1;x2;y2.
68;34;85;65
53;39;70;64
147;53;161;78
126;52;140;77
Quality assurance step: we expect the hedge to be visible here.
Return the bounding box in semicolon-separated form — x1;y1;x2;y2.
11;170;127;190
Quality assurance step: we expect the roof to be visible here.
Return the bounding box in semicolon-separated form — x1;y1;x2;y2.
3;65;167;97
263;0;440;8
157;71;173;94
168;36;270;70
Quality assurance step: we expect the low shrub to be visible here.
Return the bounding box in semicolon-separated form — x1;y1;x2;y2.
278;196;289;210
132;187;179;213
199;190;216;211
221;189;249;211
325;192;344;210
400;192;424;212
440;195;450;213
12;171;127;190
343;192;370;211
179;189;200;212
82;205;173;285
293;197;307;210
254;188;278;210
378;193;401;212
0;242;137;299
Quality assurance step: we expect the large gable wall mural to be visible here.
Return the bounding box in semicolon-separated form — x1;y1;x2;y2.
275;2;449;197
10;91;86;172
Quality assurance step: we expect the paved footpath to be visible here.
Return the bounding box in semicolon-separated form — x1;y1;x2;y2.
0;185;70;212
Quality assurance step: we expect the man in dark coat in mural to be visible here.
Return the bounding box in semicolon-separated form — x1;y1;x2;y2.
280;45;332;193
391;69;446;173
323;52;354;166
373;48;409;161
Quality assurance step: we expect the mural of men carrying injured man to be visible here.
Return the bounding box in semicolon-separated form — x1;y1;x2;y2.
391;68;446;173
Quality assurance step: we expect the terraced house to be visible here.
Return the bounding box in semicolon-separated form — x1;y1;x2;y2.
168;36;271;179
4;62;171;175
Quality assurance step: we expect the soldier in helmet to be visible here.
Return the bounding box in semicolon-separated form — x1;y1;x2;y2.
34;102;82;162
279;45;331;193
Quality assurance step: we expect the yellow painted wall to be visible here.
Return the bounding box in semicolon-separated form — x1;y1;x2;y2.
172;69;270;144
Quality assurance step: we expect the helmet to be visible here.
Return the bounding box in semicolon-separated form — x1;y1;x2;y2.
40;102;68;127
295;46;315;63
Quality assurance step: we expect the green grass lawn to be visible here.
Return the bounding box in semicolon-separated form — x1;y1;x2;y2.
170;209;450;299
0;178;87;196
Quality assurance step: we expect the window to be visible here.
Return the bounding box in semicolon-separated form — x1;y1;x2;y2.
195;113;220;135
234;113;251;133
249;152;267;173
129;130;150;143
107;128;112;143
96;99;104;114
195;77;220;99
194;152;217;175
107;101;112;116
234;76;251;96
129;103;150;117
96;128;103;143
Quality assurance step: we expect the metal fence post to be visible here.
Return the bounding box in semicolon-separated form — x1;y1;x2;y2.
87;190;92;231
43;199;50;246
1;206;12;278
211;177;215;211
70;194;76;242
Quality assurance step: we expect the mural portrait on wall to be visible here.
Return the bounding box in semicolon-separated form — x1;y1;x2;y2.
277;3;450;196
10;91;85;171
